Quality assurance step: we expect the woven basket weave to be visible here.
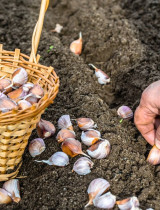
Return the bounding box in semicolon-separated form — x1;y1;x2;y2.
0;0;59;181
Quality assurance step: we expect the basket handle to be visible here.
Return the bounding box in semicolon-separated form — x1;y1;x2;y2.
29;0;49;63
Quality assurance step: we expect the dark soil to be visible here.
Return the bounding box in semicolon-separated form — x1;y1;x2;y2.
0;0;160;209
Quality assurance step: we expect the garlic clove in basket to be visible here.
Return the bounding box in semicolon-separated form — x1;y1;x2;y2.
70;32;82;55
36;119;56;139
0;97;17;113
72;157;93;175
116;196;140;210
61;138;89;158
22;83;34;92
85;178;110;207
29;84;44;98
29;138;46;157
81;129;101;146
93;192;116;209
35;151;69;166
18;100;32;110
7;87;28;101
12;67;28;88
76;118;96;131
0;188;12;204
0;91;7;99
56;129;76;143
58;115;73;130
25;95;38;105
0;78;12;94
3;179;21;203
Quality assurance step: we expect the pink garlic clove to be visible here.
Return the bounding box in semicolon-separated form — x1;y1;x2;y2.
18;100;32;110
58;115;73;130
0;188;12;204
56;129;76;143
93;192;116;209
0;78;12;94
25;95;38;105
36;119;56;139
147;145;160;165
29;138;46;157
72;157;93;175
76;117;96;131
7;87;28;101
116;196;140;210
0;97;17;113
70;32;82;55
29;84;44;98
117;105;133;120
12;67;28;88
81;129;101;146
22;83;34;92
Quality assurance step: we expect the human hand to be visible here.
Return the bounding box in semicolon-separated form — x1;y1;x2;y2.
134;80;160;149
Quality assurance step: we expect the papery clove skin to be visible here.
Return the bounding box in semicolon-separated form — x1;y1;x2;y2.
89;64;110;85
93;192;116;209
70;32;82;55
0;97;17;113
0;188;12;204
3;179;21;203
85;178;110;207
76;118;96;131
18;100;32;110
56;129;75;143
81;129;101;146
117;105;133;120
12;67;28;88
72;157;93;175
61;138;89;158
147;145;160;165
58;115;73;130
0;78;12;94
29;138;46;157
87;140;110;159
116;196;139;210
37;119;56;139
35;151;69;166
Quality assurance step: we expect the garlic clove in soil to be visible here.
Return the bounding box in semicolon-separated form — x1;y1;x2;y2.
0;188;12;204
81;129;101;146
35;151;69;166
117;105;133;120
93;192;116;209
29;84;44;98
87;140;110;159
36;119;56;139
56;129;76;143
0;77;12;94
3;179;21;203
0;97;17;113
147;145;160;165
61;138;89;158
7;87;28;101
85;178;110;207
52;23;63;33
116;196;140;210
70;32;82;55
18;100;32;110
29;138;46;157
72;157;94;175
89;64;110;85
76;117;96;131
12;67;28;88
58;115;73;130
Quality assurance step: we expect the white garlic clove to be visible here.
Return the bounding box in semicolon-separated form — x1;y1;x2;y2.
117;105;133;120
0;78;12;94
36;119;56;139
116;196;140;210
56;129;76;143
0;97;17;113
70;32;82;55
22;83;34;92
93;192;116;209
76;117;96;131
29;138;46;157
7;87;28;101
18;100;32;110
81;129;101;146
29;84;44;98
52;23;63;33
85;178;110;207
3;179;21;203
87;140;110;159
58;115;73;130
147;145;160;165
0;188;12;204
12;67;28;88
72;157;93;175
0;91;7;99
35;151;69;166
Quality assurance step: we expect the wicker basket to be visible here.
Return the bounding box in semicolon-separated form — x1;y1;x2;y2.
0;0;59;181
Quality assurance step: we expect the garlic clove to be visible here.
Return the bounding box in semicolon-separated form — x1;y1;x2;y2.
81;129;101;146
22;83;34;92
36;119;56;139
3;179;21;203
85;178;110;207
117;105;133;120
116;196;139;210
56;129;76;143
18;100;32;110
70;32;82;55
7;87;27;101
87;140;110;159
0;97;17;113
76;117;96;131
12;67;28;88
29;138;46;157
52;23;63;33
93;192;116;209
0;78;12;94
25;95;38;105
0;188;12;204
58;115;73;130
72;157;93;175
147;145;160;165
61;138;89;158
0;91;7;99
29;84;44;98
35;151;69;166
